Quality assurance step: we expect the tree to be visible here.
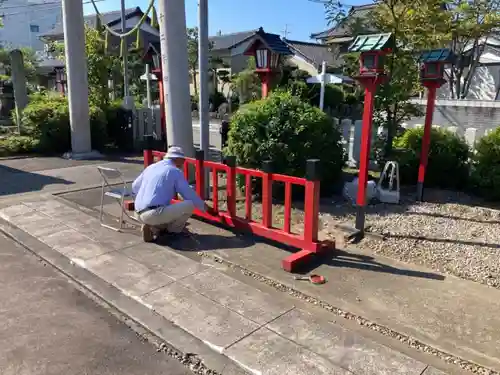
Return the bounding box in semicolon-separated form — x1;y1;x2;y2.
0;47;40;84
446;0;500;99
319;0;450;156
231;57;260;104
187;27;200;96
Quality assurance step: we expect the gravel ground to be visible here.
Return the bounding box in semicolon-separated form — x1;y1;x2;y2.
318;189;500;290
209;178;500;290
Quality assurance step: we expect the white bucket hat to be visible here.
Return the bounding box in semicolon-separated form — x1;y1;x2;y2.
164;146;185;159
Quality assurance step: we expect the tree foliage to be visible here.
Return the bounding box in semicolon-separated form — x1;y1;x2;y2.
0;47;39;83
318;0;500;100
446;0;500;98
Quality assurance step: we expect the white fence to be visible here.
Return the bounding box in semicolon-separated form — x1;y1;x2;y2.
335;117;496;166
133;107;162;149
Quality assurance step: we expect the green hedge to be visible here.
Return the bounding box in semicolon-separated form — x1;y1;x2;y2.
226;90;346;194
20;92;107;153
471;127;500;200
390;127;470;189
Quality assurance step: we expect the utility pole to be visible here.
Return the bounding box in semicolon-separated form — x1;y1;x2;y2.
282;24;291;39
157;0;194;156
120;0;132;109
198;0;210;194
198;1;209;154
61;0;94;158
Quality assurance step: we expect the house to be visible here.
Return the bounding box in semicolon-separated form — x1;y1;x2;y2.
311;4;377;52
0;0;61;51
310;3;500;101
36;6;160;92
283;39;342;75
186;28;343;95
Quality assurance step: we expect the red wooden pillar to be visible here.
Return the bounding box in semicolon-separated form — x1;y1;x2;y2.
303;159;321;245
153;70;166;140
143;134;154;168
417;82;439;201
260;72;270;98
195;150;205;200
261;160;273;228
355;79;376;232
225;156;237;217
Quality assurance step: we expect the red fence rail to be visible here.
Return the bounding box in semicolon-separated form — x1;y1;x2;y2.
143;148;335;272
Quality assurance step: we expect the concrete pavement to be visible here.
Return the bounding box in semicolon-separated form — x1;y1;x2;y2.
0;155;487;375
0;195;459;375
0;231;194;375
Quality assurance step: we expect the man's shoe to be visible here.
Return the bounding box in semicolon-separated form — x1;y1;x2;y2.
141;224;155;242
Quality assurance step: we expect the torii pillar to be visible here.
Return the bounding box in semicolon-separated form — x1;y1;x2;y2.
61;0;100;159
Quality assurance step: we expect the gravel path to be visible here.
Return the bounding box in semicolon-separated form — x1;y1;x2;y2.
208;172;500;290
318;189;500;289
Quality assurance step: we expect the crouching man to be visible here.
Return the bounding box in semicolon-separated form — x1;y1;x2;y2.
132;146;213;242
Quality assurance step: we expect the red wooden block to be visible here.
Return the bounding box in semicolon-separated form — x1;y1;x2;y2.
123;200;135;211
281;249;316;273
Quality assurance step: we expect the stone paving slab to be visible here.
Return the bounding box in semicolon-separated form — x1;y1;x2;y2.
121;243;206;281
267;308;426;375
0;196;452;375
179;268;295;325
198;222;500;372
225;327;352;375
143;282;260;351
85;252;174;298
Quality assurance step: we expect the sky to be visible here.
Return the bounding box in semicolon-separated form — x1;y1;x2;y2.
82;0;335;42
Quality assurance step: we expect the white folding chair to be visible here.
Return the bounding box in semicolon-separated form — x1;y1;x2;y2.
97;166;136;231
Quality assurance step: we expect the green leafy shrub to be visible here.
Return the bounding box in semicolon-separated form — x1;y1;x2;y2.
470;127;500;200
391;127;470;189
0;135;39;156
226;90;346;194
21;92;107;153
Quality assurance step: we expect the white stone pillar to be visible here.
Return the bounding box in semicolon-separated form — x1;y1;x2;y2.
62;0;95;158
157;0;194;156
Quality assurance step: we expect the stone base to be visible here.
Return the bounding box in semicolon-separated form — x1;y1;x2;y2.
62;150;103;160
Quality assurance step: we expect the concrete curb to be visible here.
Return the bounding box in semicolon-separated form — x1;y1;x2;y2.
0;218;248;375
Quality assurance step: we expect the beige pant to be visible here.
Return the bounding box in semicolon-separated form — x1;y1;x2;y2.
137;201;195;233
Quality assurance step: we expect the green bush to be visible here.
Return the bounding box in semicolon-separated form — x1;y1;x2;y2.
0;135;39;156
21;92;107;153
470;127;500;200
226;90;346;194
391;127;470;189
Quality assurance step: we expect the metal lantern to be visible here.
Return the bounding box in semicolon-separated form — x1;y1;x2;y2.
255;48;281;70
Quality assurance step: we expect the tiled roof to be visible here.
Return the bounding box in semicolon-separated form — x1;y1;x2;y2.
39;7;143;38
310;3;377;40
256;28;292;55
209;30;257;51
284;39;341;68
419;49;455;63
348;33;393;52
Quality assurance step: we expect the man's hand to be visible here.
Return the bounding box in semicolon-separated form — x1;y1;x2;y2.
204;203;216;215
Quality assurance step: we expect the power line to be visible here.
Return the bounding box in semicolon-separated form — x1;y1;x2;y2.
1;0;104;16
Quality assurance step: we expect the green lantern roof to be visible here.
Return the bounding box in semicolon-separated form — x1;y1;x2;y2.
348;33;393;53
419;49;455;63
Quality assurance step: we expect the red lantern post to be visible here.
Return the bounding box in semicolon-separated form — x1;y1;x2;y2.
417;49;455;201
348;33;393;233
242;28;292;98
143;44;166;141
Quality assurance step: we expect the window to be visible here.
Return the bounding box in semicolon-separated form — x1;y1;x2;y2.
30;24;40;33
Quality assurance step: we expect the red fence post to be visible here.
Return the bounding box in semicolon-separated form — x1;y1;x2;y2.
225;156;237;217
143;135;154;168
303;159;321;246
261;160;273;228
195;150;205;200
